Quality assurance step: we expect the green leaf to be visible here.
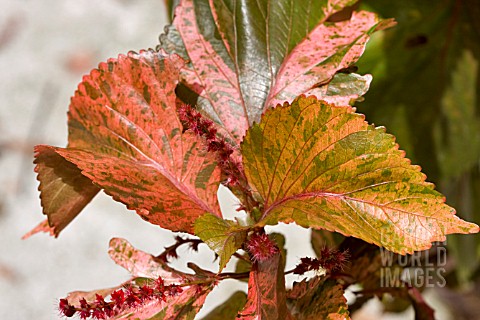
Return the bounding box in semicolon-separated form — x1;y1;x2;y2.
161;0;392;145
287;276;350;320
202;291;247;320
194;214;247;271
434;49;480;179
324;72;372;104
241;95;479;254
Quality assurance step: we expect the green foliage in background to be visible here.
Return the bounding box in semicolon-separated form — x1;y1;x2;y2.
356;0;480;283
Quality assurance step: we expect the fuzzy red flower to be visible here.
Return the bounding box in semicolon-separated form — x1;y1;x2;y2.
59;298;76;318
58;276;184;319
246;232;279;261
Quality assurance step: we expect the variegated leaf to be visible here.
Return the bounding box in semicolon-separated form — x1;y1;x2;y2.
35;51;221;234
241;95;479;254
161;0;389;144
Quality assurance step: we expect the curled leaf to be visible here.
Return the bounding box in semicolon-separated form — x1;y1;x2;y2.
107;238;214;319
26;145;99;237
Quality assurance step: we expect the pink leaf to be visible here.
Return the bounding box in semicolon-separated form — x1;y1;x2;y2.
174;0;248;143
108;237;184;284
266;12;391;109
64;237;215;320
106;238;213;319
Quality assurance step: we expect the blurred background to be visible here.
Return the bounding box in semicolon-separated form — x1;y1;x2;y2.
0;0;479;319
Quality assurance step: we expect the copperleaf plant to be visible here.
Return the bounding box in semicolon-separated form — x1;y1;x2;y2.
26;0;479;319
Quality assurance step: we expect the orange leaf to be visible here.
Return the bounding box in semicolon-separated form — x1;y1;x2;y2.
34;51;221;234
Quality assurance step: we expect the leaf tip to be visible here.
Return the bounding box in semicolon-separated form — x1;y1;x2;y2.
22;219;57;240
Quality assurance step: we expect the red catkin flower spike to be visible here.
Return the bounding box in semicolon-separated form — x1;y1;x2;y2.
92;308;106;319
79;298;91;319
111;289;125;307
318;247;349;272
59;298;76;317
246;232;279;261
177;103;242;187
58;276;184;319
292;248;350;275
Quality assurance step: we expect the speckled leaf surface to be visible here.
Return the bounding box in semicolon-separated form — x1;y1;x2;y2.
309;72;373;106
194;213;247;271
36;52;222;234
237;252;291;320
109;238;184;283
161;0;389;144
266;13;393;109
287;276;350;320
241;95;479;254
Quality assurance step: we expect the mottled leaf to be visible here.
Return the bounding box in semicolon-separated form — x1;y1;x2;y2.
26;145;99;237
237;252;291;320
109;238;184;283
266;13;393;109
241;95;479;254
172;0;247;143
64;277;210;320
356;1;480;283
161;0;390;144
321;72;372;105
37;51;222;234
67;238;214;320
287;276;350;320
337;238;387;314
194;213;247;271
203;291;247;320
